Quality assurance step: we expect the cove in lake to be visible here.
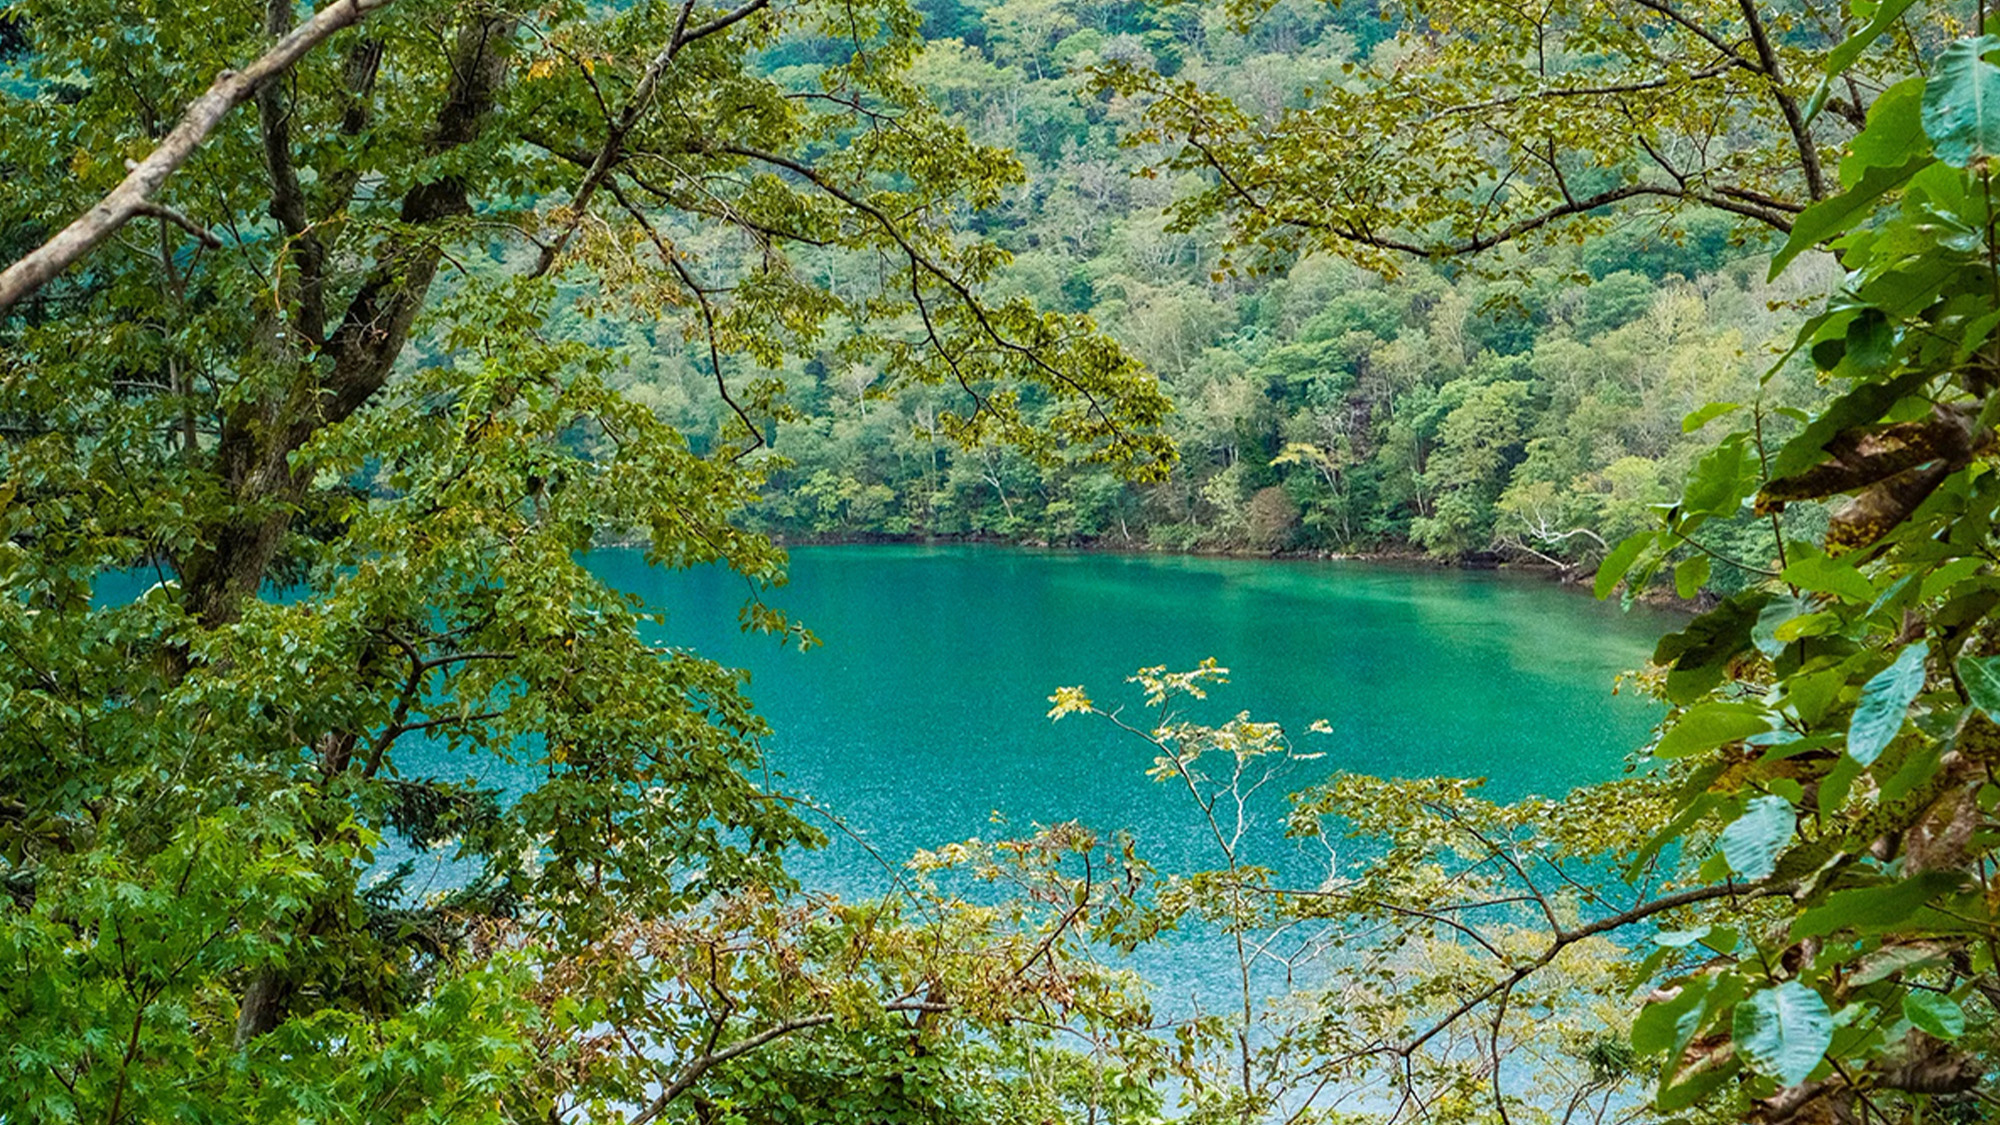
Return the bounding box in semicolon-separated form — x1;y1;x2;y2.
586;545;1676;898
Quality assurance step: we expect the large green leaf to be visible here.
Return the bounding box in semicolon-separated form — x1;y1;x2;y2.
1675;555;1711;600
1656;1059;1742;1112
1719;795;1794;880
1631;975;1710;1056
1656;702;1774;760
1595;530;1654;600
1681;437;1754;516
1771;158;1932;279
1958;653;2000;720
1847;643;1929;766
1654;592;1770;703
1754;594;1817;660
1826;2;1926;82
1923;36;2000;168
1791;871;1968;940
1732;982;1832;1086
1781;553;1875;603
1903;991;1966;1039
1682;402;1742;434
1841;77;1929;187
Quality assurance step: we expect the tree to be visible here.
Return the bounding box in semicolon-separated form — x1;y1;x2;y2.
1097;0;1940;272
1409;377;1531;557
1090;0;2000;1120
1045;664;1669;1125
1589;32;2000;1115
983;0;1080;79
0;0;1169;1119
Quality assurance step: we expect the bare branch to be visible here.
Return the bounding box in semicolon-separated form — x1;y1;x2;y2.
133;203;222;249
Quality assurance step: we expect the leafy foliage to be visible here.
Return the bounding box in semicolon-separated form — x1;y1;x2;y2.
1585;19;2000;1120
619;0;1822;569
13;0;2000;1122
0;0;1168;1119
1028;2;2000;1120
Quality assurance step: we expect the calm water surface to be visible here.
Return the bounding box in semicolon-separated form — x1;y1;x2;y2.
591;545;1675;899
99;544;1675;1010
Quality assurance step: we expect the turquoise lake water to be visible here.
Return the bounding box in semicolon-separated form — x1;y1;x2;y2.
100;543;1676;1009
589;545;1674;898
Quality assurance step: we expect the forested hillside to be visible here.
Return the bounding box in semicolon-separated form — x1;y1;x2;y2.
587;0;1838;569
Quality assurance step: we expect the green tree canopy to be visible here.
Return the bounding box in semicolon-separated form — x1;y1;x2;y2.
0;0;1169;1119
1098;0;1944;272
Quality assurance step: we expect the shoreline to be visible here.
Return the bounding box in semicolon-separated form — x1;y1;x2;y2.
759;529;1707;612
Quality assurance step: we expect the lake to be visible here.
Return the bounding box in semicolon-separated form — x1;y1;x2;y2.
590;545;1673;900
104;543;1676;1010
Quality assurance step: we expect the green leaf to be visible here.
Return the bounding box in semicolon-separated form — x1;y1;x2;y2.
1848;644;1929;766
1596;530;1654;600
1755;594;1817;660
1784;669;1847;725
1732;982;1833;1086
1826;4;1926;82
1952;307;2000;362
1655;591;1770;703
1656;1058;1741;1112
1961;654;2000;720
1682;402;1742;433
1656;702;1774;760
1924;36;2000;167
1782;554;1875;603
1868;572;1921;619
1838;308;1896;375
1675;556;1711;600
1771;158;1932;278
1719;794;1794;880
1631;973;1712;1056
1903;991;1965;1039
1791;871;1968;939
1919;556;1985;601
1840;77;1929;186
1682;437;1753;516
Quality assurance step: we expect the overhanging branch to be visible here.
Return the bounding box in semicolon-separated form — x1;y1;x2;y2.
0;0;397;314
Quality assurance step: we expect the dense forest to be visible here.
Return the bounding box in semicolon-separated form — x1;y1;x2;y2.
574;0;1837;569
7;0;2000;1123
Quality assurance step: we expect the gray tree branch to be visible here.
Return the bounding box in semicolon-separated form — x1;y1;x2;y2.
0;0;397;315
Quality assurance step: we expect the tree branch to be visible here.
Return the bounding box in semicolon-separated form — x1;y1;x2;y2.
719;144;1123;429
1734;0;1827;200
530;0;773;277
0;0;397;314
1397;880;1787;1060
133;203;222;249
256;0;331;344
627;1000;950;1125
